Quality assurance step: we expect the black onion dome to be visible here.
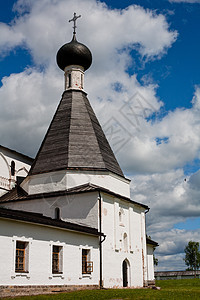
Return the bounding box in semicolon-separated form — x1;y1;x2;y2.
56;35;92;71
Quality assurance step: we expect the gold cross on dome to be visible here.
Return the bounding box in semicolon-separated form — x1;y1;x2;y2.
69;12;81;35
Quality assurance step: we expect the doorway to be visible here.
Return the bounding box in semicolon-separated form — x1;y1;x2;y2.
122;259;129;287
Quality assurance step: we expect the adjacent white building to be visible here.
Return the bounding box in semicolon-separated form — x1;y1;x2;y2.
0;145;33;197
0;18;158;296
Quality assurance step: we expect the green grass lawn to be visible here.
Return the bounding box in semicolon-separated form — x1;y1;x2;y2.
7;279;200;300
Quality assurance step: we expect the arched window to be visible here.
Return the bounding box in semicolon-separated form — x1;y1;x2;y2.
55;207;60;220
123;233;128;252
11;161;15;176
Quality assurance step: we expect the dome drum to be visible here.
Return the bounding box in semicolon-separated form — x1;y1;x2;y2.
64;65;84;91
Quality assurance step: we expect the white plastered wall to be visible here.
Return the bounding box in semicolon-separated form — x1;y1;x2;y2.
21;170;130;198
3;191;99;229
147;244;155;281
0;218;99;286
101;193;146;288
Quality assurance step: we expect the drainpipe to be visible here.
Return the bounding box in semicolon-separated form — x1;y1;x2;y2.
98;191;106;289
143;207;149;287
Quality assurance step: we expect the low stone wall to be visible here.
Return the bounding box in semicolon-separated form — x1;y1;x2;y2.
0;284;99;298
147;280;156;286
155;270;200;280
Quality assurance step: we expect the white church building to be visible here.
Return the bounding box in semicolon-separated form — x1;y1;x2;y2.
0;15;158;297
0;145;33;197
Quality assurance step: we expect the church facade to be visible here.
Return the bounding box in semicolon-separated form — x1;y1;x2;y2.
0;16;157;295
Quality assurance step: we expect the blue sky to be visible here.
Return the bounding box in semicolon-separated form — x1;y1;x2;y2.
0;0;200;271
108;0;200;109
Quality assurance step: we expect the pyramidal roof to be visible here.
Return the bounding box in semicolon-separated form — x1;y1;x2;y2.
29;90;124;178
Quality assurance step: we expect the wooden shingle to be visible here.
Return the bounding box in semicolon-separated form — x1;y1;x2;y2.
29;90;124;177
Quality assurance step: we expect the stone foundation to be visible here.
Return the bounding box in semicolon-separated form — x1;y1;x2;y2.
147;280;156;288
143;280;156;288
0;284;99;298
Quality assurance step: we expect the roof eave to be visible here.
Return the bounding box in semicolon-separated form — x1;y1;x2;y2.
0;208;102;237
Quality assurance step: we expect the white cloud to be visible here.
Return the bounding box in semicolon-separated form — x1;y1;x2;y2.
104;86;200;174
0;0;178;66
0;66;62;155
153;229;200;271
155;253;185;272
131;167;200;270
0;23;24;55
131;168;200;231
0;0;177;158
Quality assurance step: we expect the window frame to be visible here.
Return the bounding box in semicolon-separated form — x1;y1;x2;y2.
81;247;93;276
52;245;63;274
11;237;31;279
15;241;28;273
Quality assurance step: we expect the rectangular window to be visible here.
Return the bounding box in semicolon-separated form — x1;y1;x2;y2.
52;245;63;274
15;241;29;273
82;249;93;274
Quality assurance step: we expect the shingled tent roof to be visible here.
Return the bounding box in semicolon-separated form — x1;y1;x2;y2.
29;90;124;177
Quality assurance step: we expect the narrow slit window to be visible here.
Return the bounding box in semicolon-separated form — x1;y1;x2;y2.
11;160;15;176
81;74;83;88
52;245;63;274
68;73;71;88
15;241;29;273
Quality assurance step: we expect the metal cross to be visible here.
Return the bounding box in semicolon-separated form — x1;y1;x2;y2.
69;12;81;35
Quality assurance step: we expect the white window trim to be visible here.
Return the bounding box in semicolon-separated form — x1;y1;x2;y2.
49;241;65;279
11;236;32;279
79;245;93;279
